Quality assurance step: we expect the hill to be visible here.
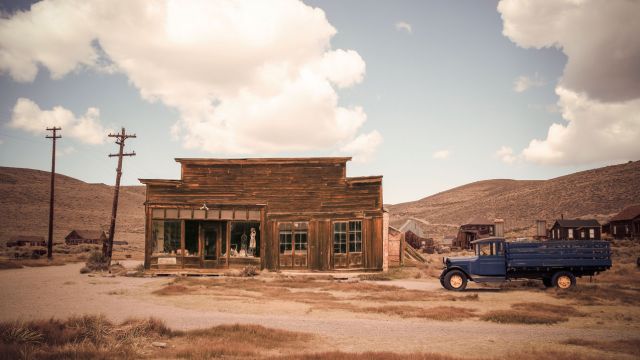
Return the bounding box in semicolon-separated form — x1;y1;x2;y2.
388;160;640;237
0;167;145;248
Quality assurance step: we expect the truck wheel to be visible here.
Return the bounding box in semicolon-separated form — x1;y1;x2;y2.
443;270;467;291
552;271;576;289
542;277;553;288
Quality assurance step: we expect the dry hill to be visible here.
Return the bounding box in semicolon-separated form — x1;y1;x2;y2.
0;167;145;248
388;160;640;238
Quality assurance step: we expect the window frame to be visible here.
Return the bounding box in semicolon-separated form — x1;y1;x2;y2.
278;222;308;258
333;220;363;255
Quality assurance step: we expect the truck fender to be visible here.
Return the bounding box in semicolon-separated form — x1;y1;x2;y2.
440;267;472;281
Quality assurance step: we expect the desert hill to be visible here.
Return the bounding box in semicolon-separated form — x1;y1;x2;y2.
0;167;145;247
388;160;640;237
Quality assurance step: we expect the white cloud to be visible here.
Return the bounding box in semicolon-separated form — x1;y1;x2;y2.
496;146;517;164
9;98;109;144
513;74;545;93
395;21;412;34
340;130;382;163
432;150;450;160
498;0;640;165
521;87;640;165
56;146;76;157
0;0;380;160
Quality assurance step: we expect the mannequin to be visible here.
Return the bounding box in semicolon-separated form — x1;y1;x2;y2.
249;227;257;256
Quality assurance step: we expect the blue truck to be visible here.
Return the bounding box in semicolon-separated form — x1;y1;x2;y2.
439;237;612;290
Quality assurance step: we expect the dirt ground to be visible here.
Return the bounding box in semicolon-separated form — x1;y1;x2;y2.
1;259;639;359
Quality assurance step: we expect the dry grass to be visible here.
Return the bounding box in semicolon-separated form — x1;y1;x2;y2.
480;302;586;325
511;302;586;317
271;352;463;360
0;316;313;360
562;338;640;356
0;261;23;270
357;305;476;321
480;310;567;325
551;283;639;306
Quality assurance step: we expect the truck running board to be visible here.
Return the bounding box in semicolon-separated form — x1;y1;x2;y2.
471;276;505;283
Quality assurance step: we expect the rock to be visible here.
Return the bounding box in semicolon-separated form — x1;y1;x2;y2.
151;341;167;348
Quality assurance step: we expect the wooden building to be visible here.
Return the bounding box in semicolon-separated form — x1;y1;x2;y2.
549;219;601;240
139;157;384;272
607;205;640;240
454;217;495;249
64;230;107;245
7;235;45;247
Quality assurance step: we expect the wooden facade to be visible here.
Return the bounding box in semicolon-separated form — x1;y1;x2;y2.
549;219;601;240
139;157;384;272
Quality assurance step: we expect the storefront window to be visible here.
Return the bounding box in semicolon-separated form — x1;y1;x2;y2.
152;220;181;255
230;221;260;257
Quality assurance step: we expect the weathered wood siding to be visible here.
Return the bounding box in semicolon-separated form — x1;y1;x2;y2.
142;158;384;271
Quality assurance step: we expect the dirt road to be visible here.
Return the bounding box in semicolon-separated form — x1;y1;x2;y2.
0;263;637;358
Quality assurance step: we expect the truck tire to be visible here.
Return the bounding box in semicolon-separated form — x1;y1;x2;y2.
443;270;467;291
552;271;576;289
542;277;553;288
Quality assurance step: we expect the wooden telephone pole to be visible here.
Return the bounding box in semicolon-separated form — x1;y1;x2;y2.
46;127;61;260
103;127;136;264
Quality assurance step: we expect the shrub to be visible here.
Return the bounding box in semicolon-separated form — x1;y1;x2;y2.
85;251;109;272
79;267;91;274
241;265;259;277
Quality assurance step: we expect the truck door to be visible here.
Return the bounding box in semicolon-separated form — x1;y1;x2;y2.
470;241;506;276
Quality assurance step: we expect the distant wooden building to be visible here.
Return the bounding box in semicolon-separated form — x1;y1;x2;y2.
549;219;601;240
454;217;495;249
65;230;107;245
7;235;45;247
607;205;640;240
139;157;384;272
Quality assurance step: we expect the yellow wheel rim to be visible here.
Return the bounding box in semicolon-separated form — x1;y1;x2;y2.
450;274;463;288
557;275;572;289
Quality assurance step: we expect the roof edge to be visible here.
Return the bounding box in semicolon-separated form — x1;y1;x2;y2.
175;157;352;165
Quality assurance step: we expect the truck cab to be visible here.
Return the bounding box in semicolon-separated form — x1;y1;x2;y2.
441;237;506;290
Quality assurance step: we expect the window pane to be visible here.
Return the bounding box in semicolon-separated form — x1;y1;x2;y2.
348;220;362;253
479;243;491;256
295;232;307;252
279;230;292;254
152;220;181;256
333;222;347;254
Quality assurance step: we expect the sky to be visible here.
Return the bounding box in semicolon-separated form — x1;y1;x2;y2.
0;0;638;204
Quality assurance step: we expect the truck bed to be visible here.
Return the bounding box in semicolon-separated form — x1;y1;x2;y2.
505;240;612;269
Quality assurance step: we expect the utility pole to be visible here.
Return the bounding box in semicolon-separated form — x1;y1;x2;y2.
46;127;61;260
103;127;136;265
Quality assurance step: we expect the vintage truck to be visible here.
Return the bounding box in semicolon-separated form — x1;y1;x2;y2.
440;237;611;290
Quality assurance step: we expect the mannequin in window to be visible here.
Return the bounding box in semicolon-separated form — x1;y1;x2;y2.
249;227;256;256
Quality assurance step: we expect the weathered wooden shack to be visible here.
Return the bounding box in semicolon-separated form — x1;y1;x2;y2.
607;205;640;240
454;217;495;249
139;157;384;272
65;230;107;245
549;219;601;240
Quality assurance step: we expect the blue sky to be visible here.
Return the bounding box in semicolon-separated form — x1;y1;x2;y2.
0;0;638;204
